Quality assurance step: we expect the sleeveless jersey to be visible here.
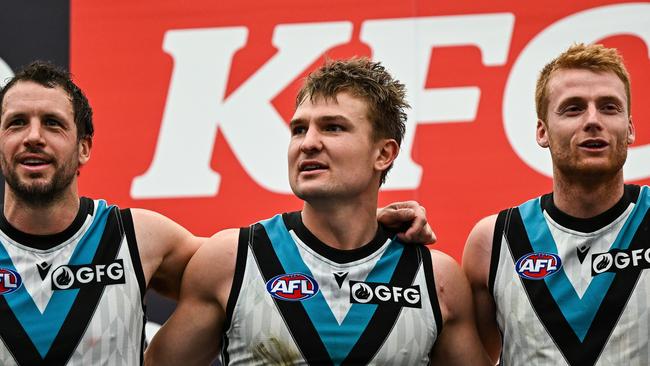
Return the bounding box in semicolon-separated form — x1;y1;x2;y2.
490;185;650;366
221;212;442;365
0;197;146;366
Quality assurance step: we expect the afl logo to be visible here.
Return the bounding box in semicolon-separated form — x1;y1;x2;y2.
266;273;319;301
515;252;562;280
0;268;22;295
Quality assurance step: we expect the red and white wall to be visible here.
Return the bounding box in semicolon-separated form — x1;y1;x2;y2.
66;0;650;260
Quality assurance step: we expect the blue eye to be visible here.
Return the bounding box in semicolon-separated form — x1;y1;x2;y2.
291;125;307;136
325;124;344;132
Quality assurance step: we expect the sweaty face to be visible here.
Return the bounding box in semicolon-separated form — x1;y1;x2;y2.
537;69;634;181
288;92;387;202
0;81;89;206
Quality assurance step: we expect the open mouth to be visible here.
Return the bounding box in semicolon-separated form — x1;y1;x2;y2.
579;140;608;149
21;158;50;166
299;161;327;172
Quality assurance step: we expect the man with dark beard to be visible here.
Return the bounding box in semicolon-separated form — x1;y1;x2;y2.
463;43;649;366
0;61;435;365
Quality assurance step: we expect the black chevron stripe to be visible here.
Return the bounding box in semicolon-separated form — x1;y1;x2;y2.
342;243;422;365
248;222;333;365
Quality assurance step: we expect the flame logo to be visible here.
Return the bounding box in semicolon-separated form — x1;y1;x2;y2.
350;282;373;303
52;266;74;290
355;285;371;300
596;256;611;271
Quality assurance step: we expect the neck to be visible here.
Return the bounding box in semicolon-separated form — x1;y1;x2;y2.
3;185;81;235
552;170;625;219
301;193;378;250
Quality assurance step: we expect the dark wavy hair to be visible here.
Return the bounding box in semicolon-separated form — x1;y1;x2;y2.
0;60;94;141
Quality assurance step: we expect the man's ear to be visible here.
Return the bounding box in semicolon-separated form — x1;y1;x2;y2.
536;119;549;148
78;136;92;166
375;139;399;172
627;116;635;145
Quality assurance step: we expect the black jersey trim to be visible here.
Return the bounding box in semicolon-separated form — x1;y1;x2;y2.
120;208;146;299
503;207;650;366
220;227;250;365
421;246;443;334
489;210;508;295
248;222;333;365
120;208;147;366
541;185;640;233
282;211;391;264
0;197;93;250
341;243;422;365
0;205;126;365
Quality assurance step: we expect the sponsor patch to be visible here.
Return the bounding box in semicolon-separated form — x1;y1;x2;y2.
266;273;319;301
51;260;126;290
0;268;22;295
592;248;650;276
515;252;562;280
349;281;421;308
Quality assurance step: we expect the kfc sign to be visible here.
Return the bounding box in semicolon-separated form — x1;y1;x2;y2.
74;0;650;258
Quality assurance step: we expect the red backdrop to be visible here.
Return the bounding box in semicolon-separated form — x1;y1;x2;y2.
71;0;650;260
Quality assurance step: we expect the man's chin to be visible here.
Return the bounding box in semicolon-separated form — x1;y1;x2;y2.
561;162;624;180
292;187;334;202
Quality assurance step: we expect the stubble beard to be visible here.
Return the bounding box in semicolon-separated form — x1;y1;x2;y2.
1;152;78;208
553;141;628;184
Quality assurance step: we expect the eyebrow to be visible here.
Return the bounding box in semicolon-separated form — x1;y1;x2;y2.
289;114;349;127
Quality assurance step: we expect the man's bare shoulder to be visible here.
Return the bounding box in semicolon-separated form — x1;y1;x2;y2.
195;228;241;273
466;215;498;252
183;228;241;305
462;214;498;288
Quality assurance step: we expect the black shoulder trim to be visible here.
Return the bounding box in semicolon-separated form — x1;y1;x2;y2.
283;211;391;264
248;222;333;364
221;227;248;365
0;197;92;250
421;246;443;334
489;210;508;295
120;208;147;299
542;185;639;233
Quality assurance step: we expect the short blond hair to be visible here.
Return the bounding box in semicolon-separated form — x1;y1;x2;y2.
296;57;409;184
535;43;631;122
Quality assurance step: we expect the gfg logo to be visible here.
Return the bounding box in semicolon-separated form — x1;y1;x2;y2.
349;281;421;308
592;248;650;275
51;260;126;290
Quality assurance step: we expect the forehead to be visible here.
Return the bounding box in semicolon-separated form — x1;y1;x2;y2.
546;69;627;105
1;80;73;120
293;92;369;121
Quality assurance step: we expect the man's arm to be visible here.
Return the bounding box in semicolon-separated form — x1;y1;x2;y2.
131;209;205;299
462;215;501;364
429;250;492;365
377;201;436;244
145;229;239;365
